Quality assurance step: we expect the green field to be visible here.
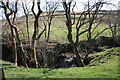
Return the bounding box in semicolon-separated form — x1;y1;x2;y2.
2;12;119;43
1;47;120;79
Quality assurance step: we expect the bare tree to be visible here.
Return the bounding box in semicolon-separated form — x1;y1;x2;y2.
31;0;46;68
105;14;117;38
94;5;120;39
45;1;59;42
0;0;17;67
104;8;120;38
118;9;120;36
62;0;84;66
0;0;28;67
62;0;105;66
87;0;104;40
21;0;30;44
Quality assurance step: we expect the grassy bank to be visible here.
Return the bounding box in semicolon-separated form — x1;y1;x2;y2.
0;47;119;79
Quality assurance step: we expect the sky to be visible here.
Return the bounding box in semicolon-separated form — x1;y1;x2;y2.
0;0;120;20
41;0;120;11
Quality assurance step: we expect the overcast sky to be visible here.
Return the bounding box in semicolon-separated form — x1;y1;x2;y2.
0;0;119;20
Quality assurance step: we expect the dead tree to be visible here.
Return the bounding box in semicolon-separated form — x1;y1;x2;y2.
105;11;119;38
31;0;46;68
22;0;30;44
87;0;104;40
45;1;59;42
62;0;105;66
62;0;84;66
0;0;17;66
32;0;43;44
0;0;28;68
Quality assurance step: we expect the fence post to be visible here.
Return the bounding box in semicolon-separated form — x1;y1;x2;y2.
0;68;6;80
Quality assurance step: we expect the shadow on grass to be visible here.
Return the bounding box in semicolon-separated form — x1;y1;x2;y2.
2;64;16;69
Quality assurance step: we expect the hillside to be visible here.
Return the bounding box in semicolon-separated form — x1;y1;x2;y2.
2;11;118;43
0;47;120;79
1;1;120;80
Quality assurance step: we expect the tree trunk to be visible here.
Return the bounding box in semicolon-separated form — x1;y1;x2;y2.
22;2;30;43
67;25;84;66
26;14;30;43
33;40;38;68
113;24;117;38
0;68;6;80
47;17;52;42
10;27;17;66
43;54;48;68
71;43;84;67
47;22;51;42
13;26;28;68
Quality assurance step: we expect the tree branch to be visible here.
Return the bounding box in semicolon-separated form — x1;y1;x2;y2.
78;29;89;36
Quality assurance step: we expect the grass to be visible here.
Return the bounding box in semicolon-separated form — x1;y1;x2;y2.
2;12;117;43
1;12;120;79
0;47;119;79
